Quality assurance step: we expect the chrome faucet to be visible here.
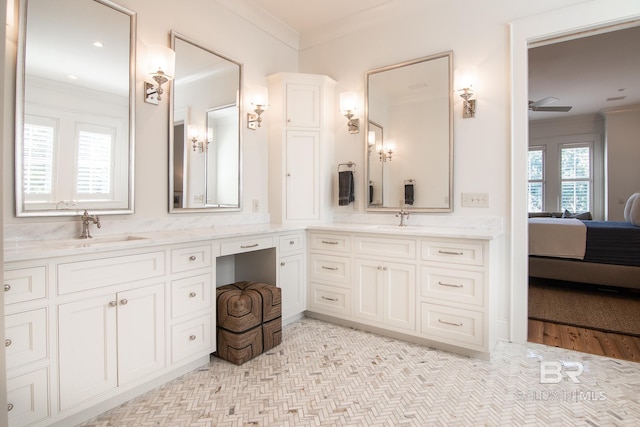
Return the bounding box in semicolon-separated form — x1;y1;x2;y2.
79;210;101;239
396;208;410;227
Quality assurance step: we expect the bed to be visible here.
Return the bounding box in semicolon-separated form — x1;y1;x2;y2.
528;217;640;290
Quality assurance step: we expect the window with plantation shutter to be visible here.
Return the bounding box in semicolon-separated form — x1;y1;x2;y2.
76;125;114;198
23;117;56;201
560;143;592;213
527;146;544;212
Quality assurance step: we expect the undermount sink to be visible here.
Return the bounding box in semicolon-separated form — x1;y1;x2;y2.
49;235;148;248
373;225;422;231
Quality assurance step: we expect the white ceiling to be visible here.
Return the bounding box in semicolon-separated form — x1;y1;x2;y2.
242;1;640;121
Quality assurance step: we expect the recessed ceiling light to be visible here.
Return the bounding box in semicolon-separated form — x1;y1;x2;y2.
67;75;78;80
606;96;626;102
93;41;104;47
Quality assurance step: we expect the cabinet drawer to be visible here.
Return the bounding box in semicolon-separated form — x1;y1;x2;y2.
421;267;484;306
309;253;350;285
354;235;416;259
279;233;305;255
57;251;165;294
309;232;351;253
7;368;50;427
171;245;212;273
171;274;213;319
4;266;46;304
5;308;48;369
420;303;484;348
421;240;484;267
171;314;213;363
308;283;350;317
219;236;275;256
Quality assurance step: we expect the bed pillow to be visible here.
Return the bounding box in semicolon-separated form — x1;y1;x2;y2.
561;209;592;220
624;193;640;226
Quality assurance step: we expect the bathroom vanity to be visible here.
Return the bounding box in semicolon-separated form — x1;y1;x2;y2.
3;222;501;427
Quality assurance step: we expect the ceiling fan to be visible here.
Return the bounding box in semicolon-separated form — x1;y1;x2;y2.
528;97;572;112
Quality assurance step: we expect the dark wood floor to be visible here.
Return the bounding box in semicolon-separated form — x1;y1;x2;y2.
528;278;640;363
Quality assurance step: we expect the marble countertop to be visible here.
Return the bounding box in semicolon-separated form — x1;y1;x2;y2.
4;222;502;263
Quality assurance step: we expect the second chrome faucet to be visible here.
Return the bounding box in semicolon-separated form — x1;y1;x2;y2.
79;210;101;239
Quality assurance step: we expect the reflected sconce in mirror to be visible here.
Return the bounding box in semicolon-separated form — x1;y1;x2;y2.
339;92;359;133
378;143;394;162
247;86;268;130
144;44;176;105
455;66;478;118
189;126;205;153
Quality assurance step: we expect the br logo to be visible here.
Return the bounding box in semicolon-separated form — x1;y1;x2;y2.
540;361;584;384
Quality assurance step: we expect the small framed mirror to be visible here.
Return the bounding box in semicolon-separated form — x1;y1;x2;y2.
169;32;242;213
15;0;136;216
365;51;453;212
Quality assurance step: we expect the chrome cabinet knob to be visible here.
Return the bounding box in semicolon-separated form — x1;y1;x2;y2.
3;284;10;292
7;403;13;411
189;335;196;341
189;255;197;261
120;299;128;305
109;301;117;307
189;292;196;298
5;339;12;347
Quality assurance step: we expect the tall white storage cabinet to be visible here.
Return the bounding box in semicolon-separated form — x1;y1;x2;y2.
267;73;336;224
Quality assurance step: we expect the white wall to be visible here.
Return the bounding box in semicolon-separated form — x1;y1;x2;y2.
3;0;298;240
601;105;640;220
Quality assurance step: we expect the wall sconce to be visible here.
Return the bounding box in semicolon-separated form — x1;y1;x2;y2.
144;44;176;105
455;66;478;118
189;126;205;153
378;143;394;162
339;92;359;133
247;86;268;130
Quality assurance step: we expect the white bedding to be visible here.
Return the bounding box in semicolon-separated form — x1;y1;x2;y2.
528;217;586;259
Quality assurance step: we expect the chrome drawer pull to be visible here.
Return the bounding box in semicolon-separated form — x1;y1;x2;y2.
321;240;338;245
189;334;197;341
3;284;10;292
120;299;128;305
189;255;197;261
189;292;196;298
281;262;286;266
240;243;259;248
109;301;117;307
321;266;338;271
438;281;463;288
438;250;464;256
289;240;295;245
7;403;13;412
321;296;338;302
5;339;12;347
438;319;463;327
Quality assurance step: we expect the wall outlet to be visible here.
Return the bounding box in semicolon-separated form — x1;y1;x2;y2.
462;192;489;207
252;199;260;213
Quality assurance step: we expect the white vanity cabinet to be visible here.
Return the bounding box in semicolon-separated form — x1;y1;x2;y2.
278;232;306;323
4;263;51;427
267;72;336;224
58;283;165;410
306;228;501;358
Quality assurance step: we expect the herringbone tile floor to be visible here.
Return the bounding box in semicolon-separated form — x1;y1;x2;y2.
81;318;640;426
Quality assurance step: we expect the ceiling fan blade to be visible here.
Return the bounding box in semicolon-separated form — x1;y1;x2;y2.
531;105;573;112
530;96;559;107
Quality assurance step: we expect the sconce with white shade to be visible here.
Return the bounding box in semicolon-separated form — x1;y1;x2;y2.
188;126;205;152
455;66;478;118
339;92;360;133
247;86;268;130
144;44;176;105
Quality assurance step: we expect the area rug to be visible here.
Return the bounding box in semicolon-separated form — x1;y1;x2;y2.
528;281;640;336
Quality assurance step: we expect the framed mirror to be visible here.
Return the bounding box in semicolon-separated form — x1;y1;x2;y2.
170;32;242;213
365;51;453;212
15;0;136;217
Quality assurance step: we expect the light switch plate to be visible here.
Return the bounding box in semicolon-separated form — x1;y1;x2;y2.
462;192;489;207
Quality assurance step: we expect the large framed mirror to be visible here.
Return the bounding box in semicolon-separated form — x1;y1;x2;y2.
169;32;242;213
365;51;453;212
15;0;136;217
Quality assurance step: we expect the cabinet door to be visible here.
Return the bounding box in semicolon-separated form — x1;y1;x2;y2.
383;262;416;331
279;253;306;320
286;131;320;220
117;283;166;386
58;295;117;411
354;260;384;323
286;83;320;128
